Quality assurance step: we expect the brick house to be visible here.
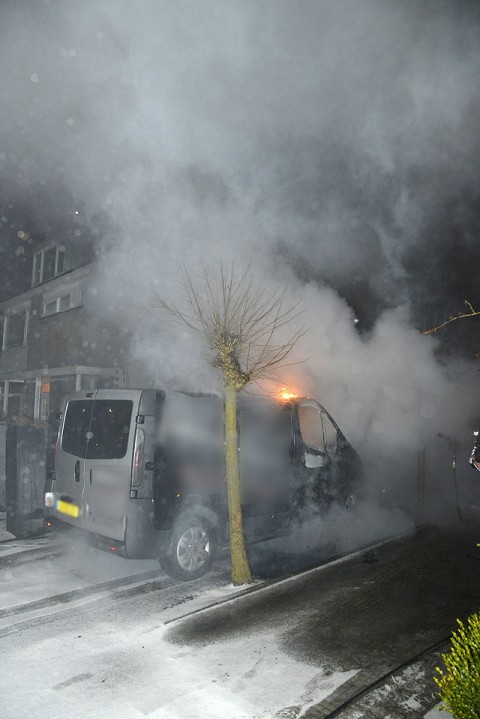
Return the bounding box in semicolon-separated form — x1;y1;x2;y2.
0;239;126;424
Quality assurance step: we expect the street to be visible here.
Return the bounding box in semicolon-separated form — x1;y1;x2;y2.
1;513;479;718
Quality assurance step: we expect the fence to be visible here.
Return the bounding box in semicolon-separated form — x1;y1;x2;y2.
2;424;47;537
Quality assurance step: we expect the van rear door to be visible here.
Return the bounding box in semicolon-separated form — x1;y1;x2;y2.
54;390;141;541
82;394;136;541
53;395;93;530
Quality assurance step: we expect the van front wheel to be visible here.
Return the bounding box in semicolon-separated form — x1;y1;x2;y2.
160;518;215;581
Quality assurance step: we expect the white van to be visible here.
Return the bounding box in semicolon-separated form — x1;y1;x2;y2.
46;388;362;579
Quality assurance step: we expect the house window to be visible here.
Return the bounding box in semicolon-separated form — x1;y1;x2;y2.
32;245;66;286
57;248;65;274
43;293;72;316
44;300;57;316
3;311;27;349
6;381;27;420
43;247;57;281
59;294;71;311
33;256;41;285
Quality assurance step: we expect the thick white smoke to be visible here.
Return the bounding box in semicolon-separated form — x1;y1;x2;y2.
1;0;479;519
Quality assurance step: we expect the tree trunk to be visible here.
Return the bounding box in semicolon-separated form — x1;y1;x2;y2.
225;382;253;585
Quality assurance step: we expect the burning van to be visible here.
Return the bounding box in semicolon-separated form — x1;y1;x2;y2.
45;388;362;579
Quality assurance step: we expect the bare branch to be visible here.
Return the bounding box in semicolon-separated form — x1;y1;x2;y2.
422;300;480;335
152;261;305;390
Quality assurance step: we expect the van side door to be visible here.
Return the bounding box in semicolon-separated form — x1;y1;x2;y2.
239;407;292;539
154;395;226;531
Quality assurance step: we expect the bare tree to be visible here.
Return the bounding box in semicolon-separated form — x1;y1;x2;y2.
154;263;304;585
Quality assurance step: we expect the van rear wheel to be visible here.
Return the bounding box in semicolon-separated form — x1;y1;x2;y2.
160;517;215;581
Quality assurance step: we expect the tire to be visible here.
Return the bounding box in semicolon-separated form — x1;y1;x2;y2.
159;516;216;581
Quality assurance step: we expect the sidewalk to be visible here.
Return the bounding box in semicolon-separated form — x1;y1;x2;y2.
0;513;161;613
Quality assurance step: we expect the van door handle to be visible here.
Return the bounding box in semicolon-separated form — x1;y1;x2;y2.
144;462;154;471
74;460;80;482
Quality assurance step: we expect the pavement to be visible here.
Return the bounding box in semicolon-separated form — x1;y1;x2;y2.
1;511;478;717
0;511;162;610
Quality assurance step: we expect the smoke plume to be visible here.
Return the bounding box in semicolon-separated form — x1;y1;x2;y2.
1;0;480;515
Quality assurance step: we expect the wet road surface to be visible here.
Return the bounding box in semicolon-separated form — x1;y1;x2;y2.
165;527;480;717
1;524;479;717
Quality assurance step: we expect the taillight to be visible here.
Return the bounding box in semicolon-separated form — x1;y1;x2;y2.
132;428;145;487
45;492;55;507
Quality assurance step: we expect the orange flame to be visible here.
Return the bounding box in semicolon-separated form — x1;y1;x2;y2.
279;388;299;401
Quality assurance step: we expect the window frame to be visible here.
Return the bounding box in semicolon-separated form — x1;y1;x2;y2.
321;412;339;453
32;245;66;286
61;399;134;460
297;402;326;453
1;308;29;350
297;399;339;455
43;293;72;317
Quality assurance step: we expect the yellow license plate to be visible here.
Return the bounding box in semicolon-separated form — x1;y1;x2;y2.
57;500;80;518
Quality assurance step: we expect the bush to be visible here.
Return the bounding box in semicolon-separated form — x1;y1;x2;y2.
435;611;480;718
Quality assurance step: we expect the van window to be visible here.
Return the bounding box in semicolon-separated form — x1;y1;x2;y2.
161;396;223;451
161;396;224;491
62;400;133;459
298;404;325;452
87;400;133;459
62;401;92;457
240;409;291;469
322;413;338;452
240;409;291;500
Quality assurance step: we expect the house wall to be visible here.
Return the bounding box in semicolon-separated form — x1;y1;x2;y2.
27;306;127;370
0;424;5;509
0;254;132;424
0;346;28;374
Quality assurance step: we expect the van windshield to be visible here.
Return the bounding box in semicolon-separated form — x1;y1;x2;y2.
62;400;133;459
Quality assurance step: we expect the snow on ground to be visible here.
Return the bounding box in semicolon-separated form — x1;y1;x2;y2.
0;557;94;609
0;516;160;612
0;517;361;719
0;512;447;718
0;585;357;719
425;707;452;718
